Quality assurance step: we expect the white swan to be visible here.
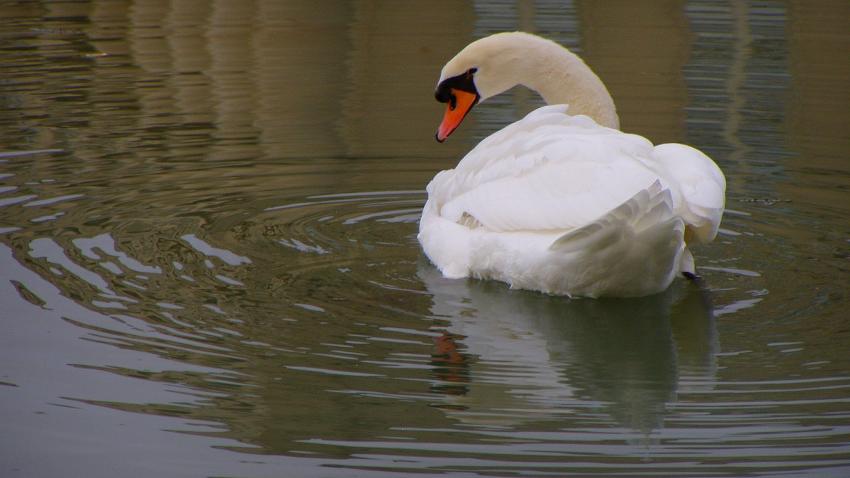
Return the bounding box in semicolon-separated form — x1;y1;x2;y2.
418;32;726;298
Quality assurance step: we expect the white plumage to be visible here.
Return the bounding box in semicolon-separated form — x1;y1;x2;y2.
420;33;725;298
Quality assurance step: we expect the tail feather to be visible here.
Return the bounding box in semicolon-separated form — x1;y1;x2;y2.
651;144;726;244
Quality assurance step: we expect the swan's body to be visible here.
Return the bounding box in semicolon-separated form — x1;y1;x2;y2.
419;32;725;298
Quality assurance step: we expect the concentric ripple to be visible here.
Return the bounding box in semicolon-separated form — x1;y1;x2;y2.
2;147;850;476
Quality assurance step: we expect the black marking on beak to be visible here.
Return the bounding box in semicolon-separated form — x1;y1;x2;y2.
435;67;479;105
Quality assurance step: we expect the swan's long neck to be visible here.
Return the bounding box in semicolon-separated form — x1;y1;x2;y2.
518;39;620;130
446;32;620;130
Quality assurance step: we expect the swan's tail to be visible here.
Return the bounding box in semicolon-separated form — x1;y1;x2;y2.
548;181;685;297
651;143;726;244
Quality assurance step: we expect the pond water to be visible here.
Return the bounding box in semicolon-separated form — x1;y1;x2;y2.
2;1;850;477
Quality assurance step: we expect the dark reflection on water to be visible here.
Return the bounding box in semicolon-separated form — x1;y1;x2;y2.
2;1;850;477
419;266;717;434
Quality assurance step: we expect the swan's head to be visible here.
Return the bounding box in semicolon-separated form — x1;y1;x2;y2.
433;32;619;139
434;66;479;142
434;32;545;142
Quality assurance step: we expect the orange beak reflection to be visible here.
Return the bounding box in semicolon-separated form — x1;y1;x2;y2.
436;89;478;142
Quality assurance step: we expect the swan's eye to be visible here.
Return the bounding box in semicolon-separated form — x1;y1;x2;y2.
466;67;477;78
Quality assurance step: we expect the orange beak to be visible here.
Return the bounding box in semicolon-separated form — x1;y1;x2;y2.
436;89;478;142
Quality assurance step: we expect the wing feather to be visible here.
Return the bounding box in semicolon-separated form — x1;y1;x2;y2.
430;106;660;233
425;104;725;244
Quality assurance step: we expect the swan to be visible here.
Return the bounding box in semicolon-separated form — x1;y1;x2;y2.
418;32;726;298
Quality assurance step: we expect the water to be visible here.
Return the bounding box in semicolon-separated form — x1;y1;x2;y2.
2;1;849;477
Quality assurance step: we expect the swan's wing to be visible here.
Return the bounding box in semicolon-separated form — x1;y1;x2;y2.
427;105;661;233
550;180;675;253
650;143;726;243
547;180;686;296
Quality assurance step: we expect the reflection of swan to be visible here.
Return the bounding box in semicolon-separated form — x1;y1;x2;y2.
420;263;717;434
419;32;726;297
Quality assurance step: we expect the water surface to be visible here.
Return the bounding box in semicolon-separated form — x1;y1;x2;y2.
2;1;850;477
